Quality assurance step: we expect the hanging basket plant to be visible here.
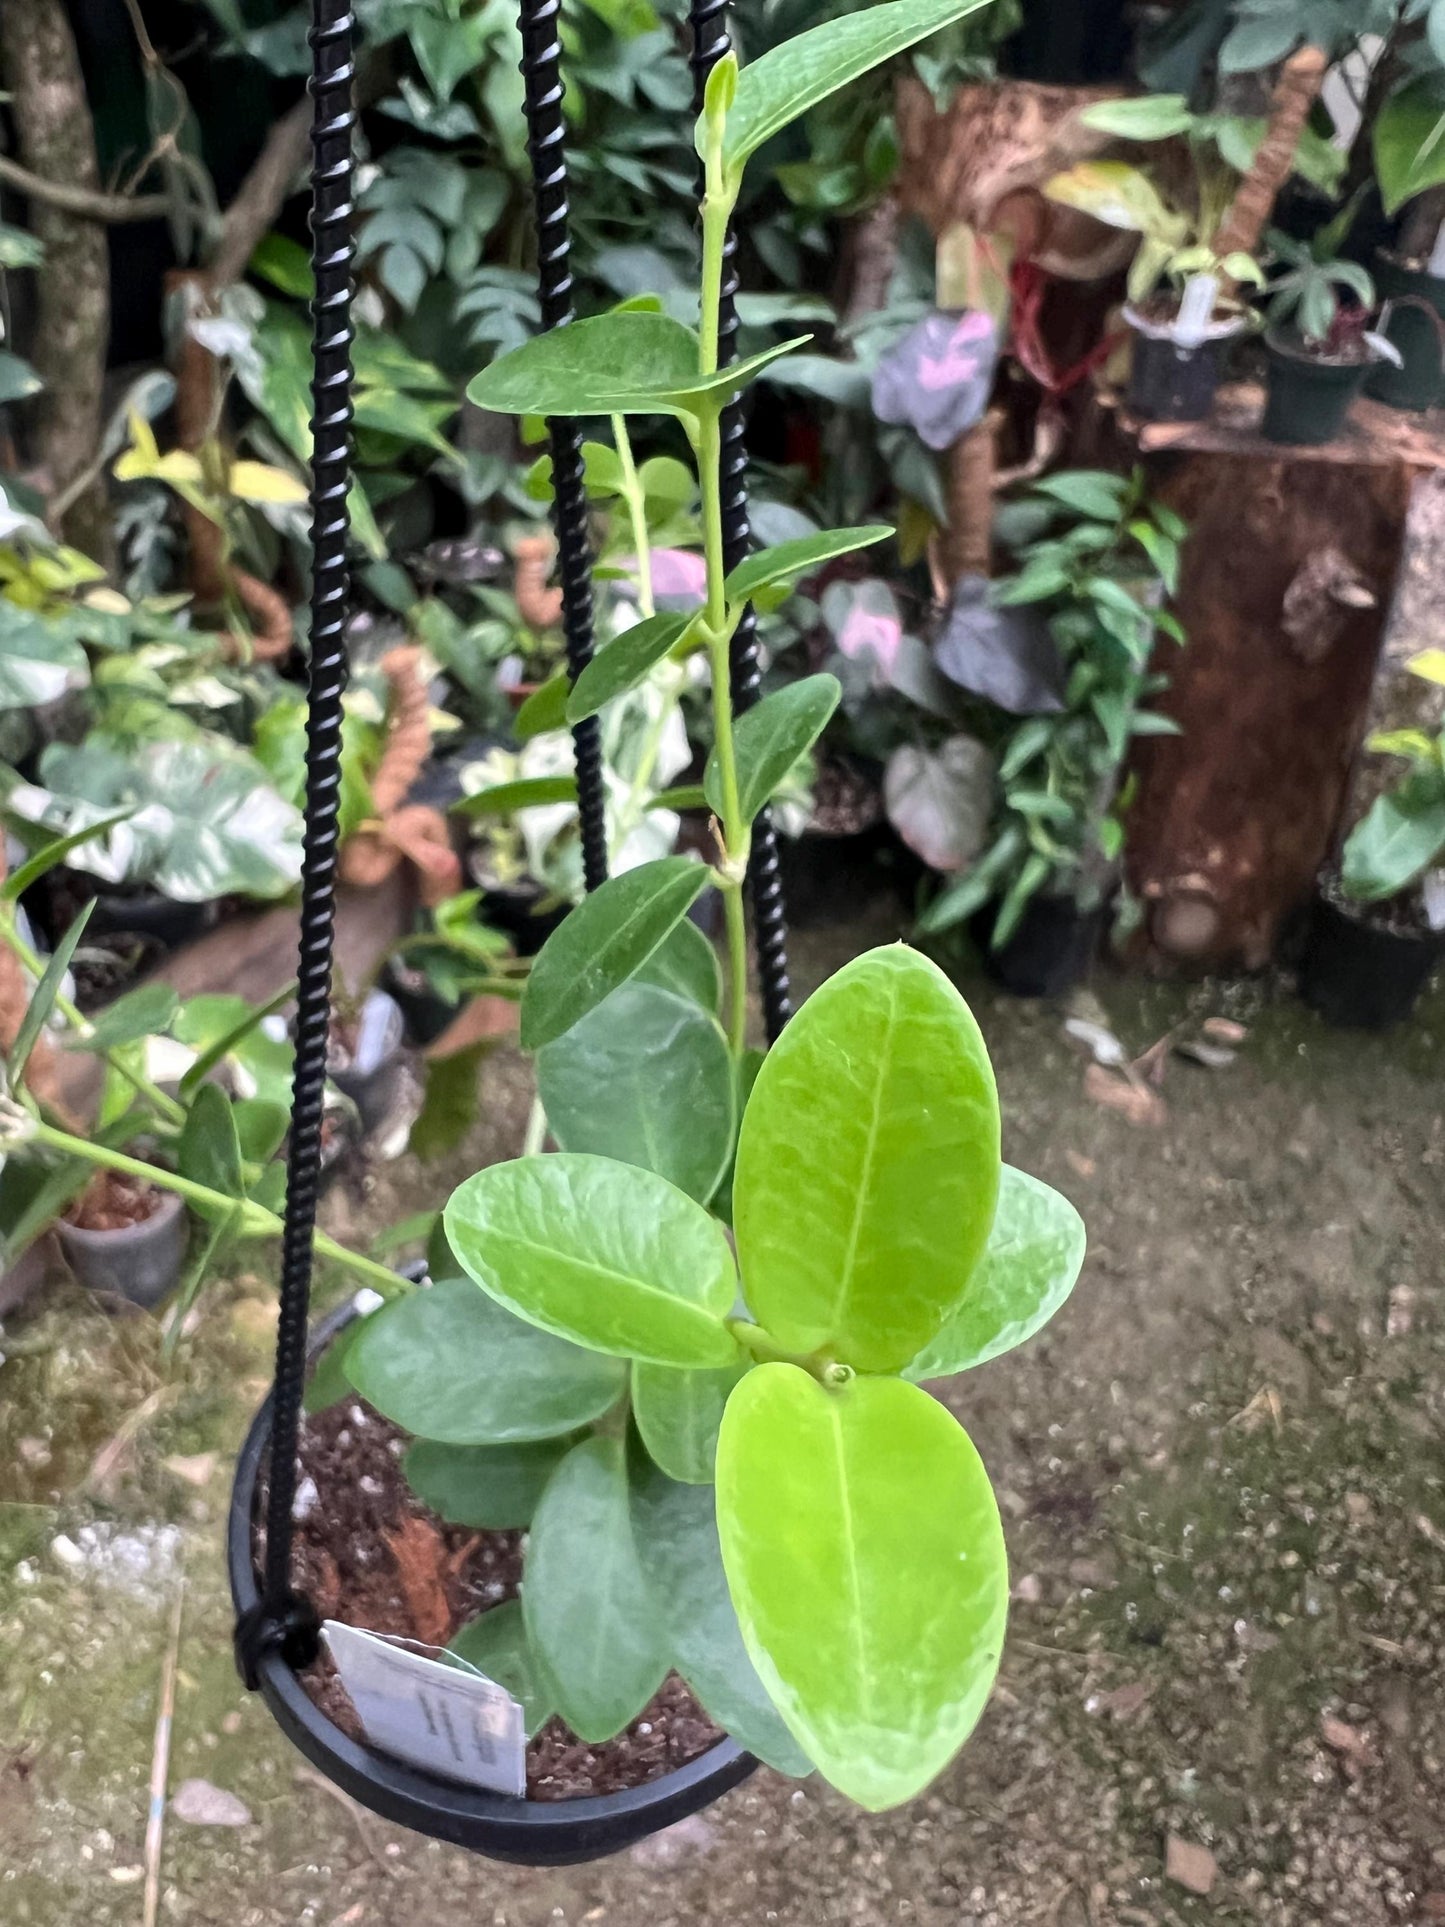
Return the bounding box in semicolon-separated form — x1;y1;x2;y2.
222;0;1088;1868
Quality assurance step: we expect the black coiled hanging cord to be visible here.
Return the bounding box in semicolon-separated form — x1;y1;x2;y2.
519;0;609;894
235;0;355;1686
689;0;793;1044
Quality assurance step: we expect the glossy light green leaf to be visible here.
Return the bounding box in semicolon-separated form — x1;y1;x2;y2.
450;1601;556;1738
537;982;735;1203
565;612;691;723
635;916;721;1015
704;674;841;825
1342;779;1445;901
732;945;1000;1372
70;981;180;1053
716;1366;1008;1810
513;673;570;741
724;527;890;605
444;1153;741;1366
633;1358;746;1484
630;1450;813;1774
1374;76;1445;216
715;0;990;180
524;1435;670;1742
177;1084;243;1227
456;774;579;817
467;313;808;420
520;856;711;1050
347;1276;627;1443
904;1167;1085;1380
403;1436;574;1529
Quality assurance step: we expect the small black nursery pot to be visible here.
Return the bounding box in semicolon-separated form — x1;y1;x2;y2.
976;894;1106;1000
57;1190;189;1309
1298;891;1443;1031
1124;307;1245;424
1261;332;1371;446
227;1305;756;1868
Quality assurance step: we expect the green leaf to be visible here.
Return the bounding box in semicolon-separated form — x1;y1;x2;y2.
176;1084;243;1226
513;673;571;741
524;1436;670;1742
1341;782;1445;901
520;856;712;1050
177;982;295;1102
565;612;691;723
704;675;841;825
1374;76;1445;215
443;1153;741;1367
537;982;736;1204
716;0;990;181
732;945;1000;1373
633;1358;747;1484
715;1366;1008;1810
404;1436;574;1529
304;1318;366;1415
1079;93;1195;140
450;1601;556;1739
723;527;891;606
467;313;808;421
347;1276;627;1444
456;775;580;817
904;1167;1085;1379
1030;471;1128;521
0;350;41;405
71;981;180;1053
409;1043;486;1160
1043;160;1185;241
8;902;92;1086
635;917;721;1015
1;811;135;903
630;1452;813;1774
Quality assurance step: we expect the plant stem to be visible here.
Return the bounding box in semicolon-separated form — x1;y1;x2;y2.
0;916;186;1127
612;415;653;618
29;1118;411;1298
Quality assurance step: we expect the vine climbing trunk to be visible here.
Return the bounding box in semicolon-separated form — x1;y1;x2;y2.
1213;46;1329;267
0;0;111;558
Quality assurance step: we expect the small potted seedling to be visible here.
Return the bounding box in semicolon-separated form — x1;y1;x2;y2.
217;0;1099;1856
1299;650;1445;1029
1259;224;1399;445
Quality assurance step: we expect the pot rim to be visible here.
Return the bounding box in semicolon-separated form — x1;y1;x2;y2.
1123;302;1250;345
56;1185;187;1247
1263;326;1377;370
226;1298;757;1866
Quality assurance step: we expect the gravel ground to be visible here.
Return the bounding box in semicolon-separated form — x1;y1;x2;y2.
1;906;1442;1927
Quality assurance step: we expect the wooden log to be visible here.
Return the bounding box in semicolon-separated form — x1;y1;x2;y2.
1106;386;1442;971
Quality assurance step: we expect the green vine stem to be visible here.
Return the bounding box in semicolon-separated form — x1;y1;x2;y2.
25;1114;411;1299
0;916;187;1128
612;415;654;619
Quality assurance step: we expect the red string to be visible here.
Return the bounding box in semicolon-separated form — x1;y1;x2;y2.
1007;259;1121;397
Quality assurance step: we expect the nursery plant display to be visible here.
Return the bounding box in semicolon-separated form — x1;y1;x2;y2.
918;468;1187;994
1258;222;1398;445
1300;649;1445;1029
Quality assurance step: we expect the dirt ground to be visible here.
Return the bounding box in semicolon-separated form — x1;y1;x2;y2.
2;900;1443;1927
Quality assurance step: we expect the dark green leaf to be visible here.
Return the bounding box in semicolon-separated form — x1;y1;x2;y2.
456;775;580;817
1030;471;1128;520
520;856;712;1050
537;982;735;1204
723;528;890;606
70;982;179;1053
347;1276;627;1444
524;1436;670;1741
450;1601;556;1738
566;612;691;723
176;1084;243;1226
513;673;571;741
409;1043;486;1159
304;1317;368;1415
716;1366;1007;1810
1374;77;1445;215
404;1436;573;1529
1341;782;1445;900
732;945;1000;1373
630;1451;813;1774
635;917;721;1014
9;902;93;1086
904;1166;1085;1379
443;1153;741;1366
704;675;840;825
633;1358;746;1483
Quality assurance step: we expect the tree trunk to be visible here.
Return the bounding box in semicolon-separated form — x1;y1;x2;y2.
1214;46;1330;266
0;0;111;558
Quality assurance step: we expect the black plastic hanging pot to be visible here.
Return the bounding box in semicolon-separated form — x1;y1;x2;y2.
227;1303;756;1867
1261;331;1371;445
1365;254;1445;412
1124;305;1244;424
230;0;793;1870
975;893;1106;999
1297;890;1443;1030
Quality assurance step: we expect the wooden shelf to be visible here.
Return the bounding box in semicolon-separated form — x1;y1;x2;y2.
1102;382;1445;472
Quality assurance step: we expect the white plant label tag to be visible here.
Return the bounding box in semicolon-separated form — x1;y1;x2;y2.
323;1621;527;1797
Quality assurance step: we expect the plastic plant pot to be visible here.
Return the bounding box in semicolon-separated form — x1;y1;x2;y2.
1124;306;1246;424
88;890;219;948
227;1302;757;1867
975;893;1106;1000
1297;891;1443;1030
1366;255;1445;412
1261;332;1371;445
56;1190;189;1308
326;990;408;1136
381;962;460;1049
